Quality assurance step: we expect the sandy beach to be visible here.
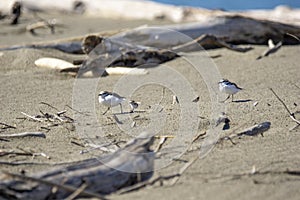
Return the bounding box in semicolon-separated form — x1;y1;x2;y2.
0;10;300;200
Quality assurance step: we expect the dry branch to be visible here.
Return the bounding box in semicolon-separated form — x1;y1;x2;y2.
154;137;168;152
171;34;253;53
0;132;155;199
21;112;43;122
65;182;89;200
286;33;300;42
21;105;75;130
80;142;117;154
170;156;199;186
26;19;57;36
0;122;16;129
0;132;46;139
117;174;180;194
2;171;107;200
40;102;60;111
269;88;300;126
0;161;54;166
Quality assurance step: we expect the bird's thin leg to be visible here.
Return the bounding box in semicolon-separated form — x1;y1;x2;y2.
231;95;234;102
220;95;231;103
130;107;134;113
103;107;110;115
119;104;123;114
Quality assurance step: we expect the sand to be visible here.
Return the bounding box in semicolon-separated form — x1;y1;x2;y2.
0;12;300;200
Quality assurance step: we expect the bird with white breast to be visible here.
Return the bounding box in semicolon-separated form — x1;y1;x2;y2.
98;91;126;114
218;79;242;102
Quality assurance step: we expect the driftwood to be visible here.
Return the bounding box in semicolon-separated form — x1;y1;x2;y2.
59;65;149;77
1;13;299;78
0;15;299;55
236;122;271;137
26;19;57;35
34;57;76;70
69;13;300;76
79;15;300;60
220;122;271;145
84;37;178;67
112;16;300;47
1;14;299;78
69;31;252;77
0;132;155;199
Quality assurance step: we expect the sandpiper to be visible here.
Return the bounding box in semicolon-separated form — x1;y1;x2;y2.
218;79;242;102
98;91;126;114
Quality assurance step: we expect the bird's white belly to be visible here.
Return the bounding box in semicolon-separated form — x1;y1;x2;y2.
99;96;123;107
219;84;240;95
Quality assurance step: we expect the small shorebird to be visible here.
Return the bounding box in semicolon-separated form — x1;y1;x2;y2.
129;100;140;113
98;91;126;114
218;79;242;102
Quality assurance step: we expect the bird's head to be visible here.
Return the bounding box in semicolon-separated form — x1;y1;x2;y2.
99;91;109;97
218;79;228;84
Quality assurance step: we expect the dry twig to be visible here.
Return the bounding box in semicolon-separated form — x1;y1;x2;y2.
40;102;59;111
269;88;300;126
286;33;300;42
170;156;199;185
80;143;116;154
26;19;58;36
171;34;253;53
158;87;166;105
65;183;89;200
155;137;168;152
21;112;43;122
167;131;206;185
0;161;50;165
0;132;46;139
117;174;180;194
0;122;16;129
0;149;50;159
65;105;90;116
192;132;207;143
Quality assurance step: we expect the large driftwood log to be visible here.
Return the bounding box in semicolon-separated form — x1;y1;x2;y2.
112;15;300;47
0;132;155;199
70;14;300;76
0;15;299;55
